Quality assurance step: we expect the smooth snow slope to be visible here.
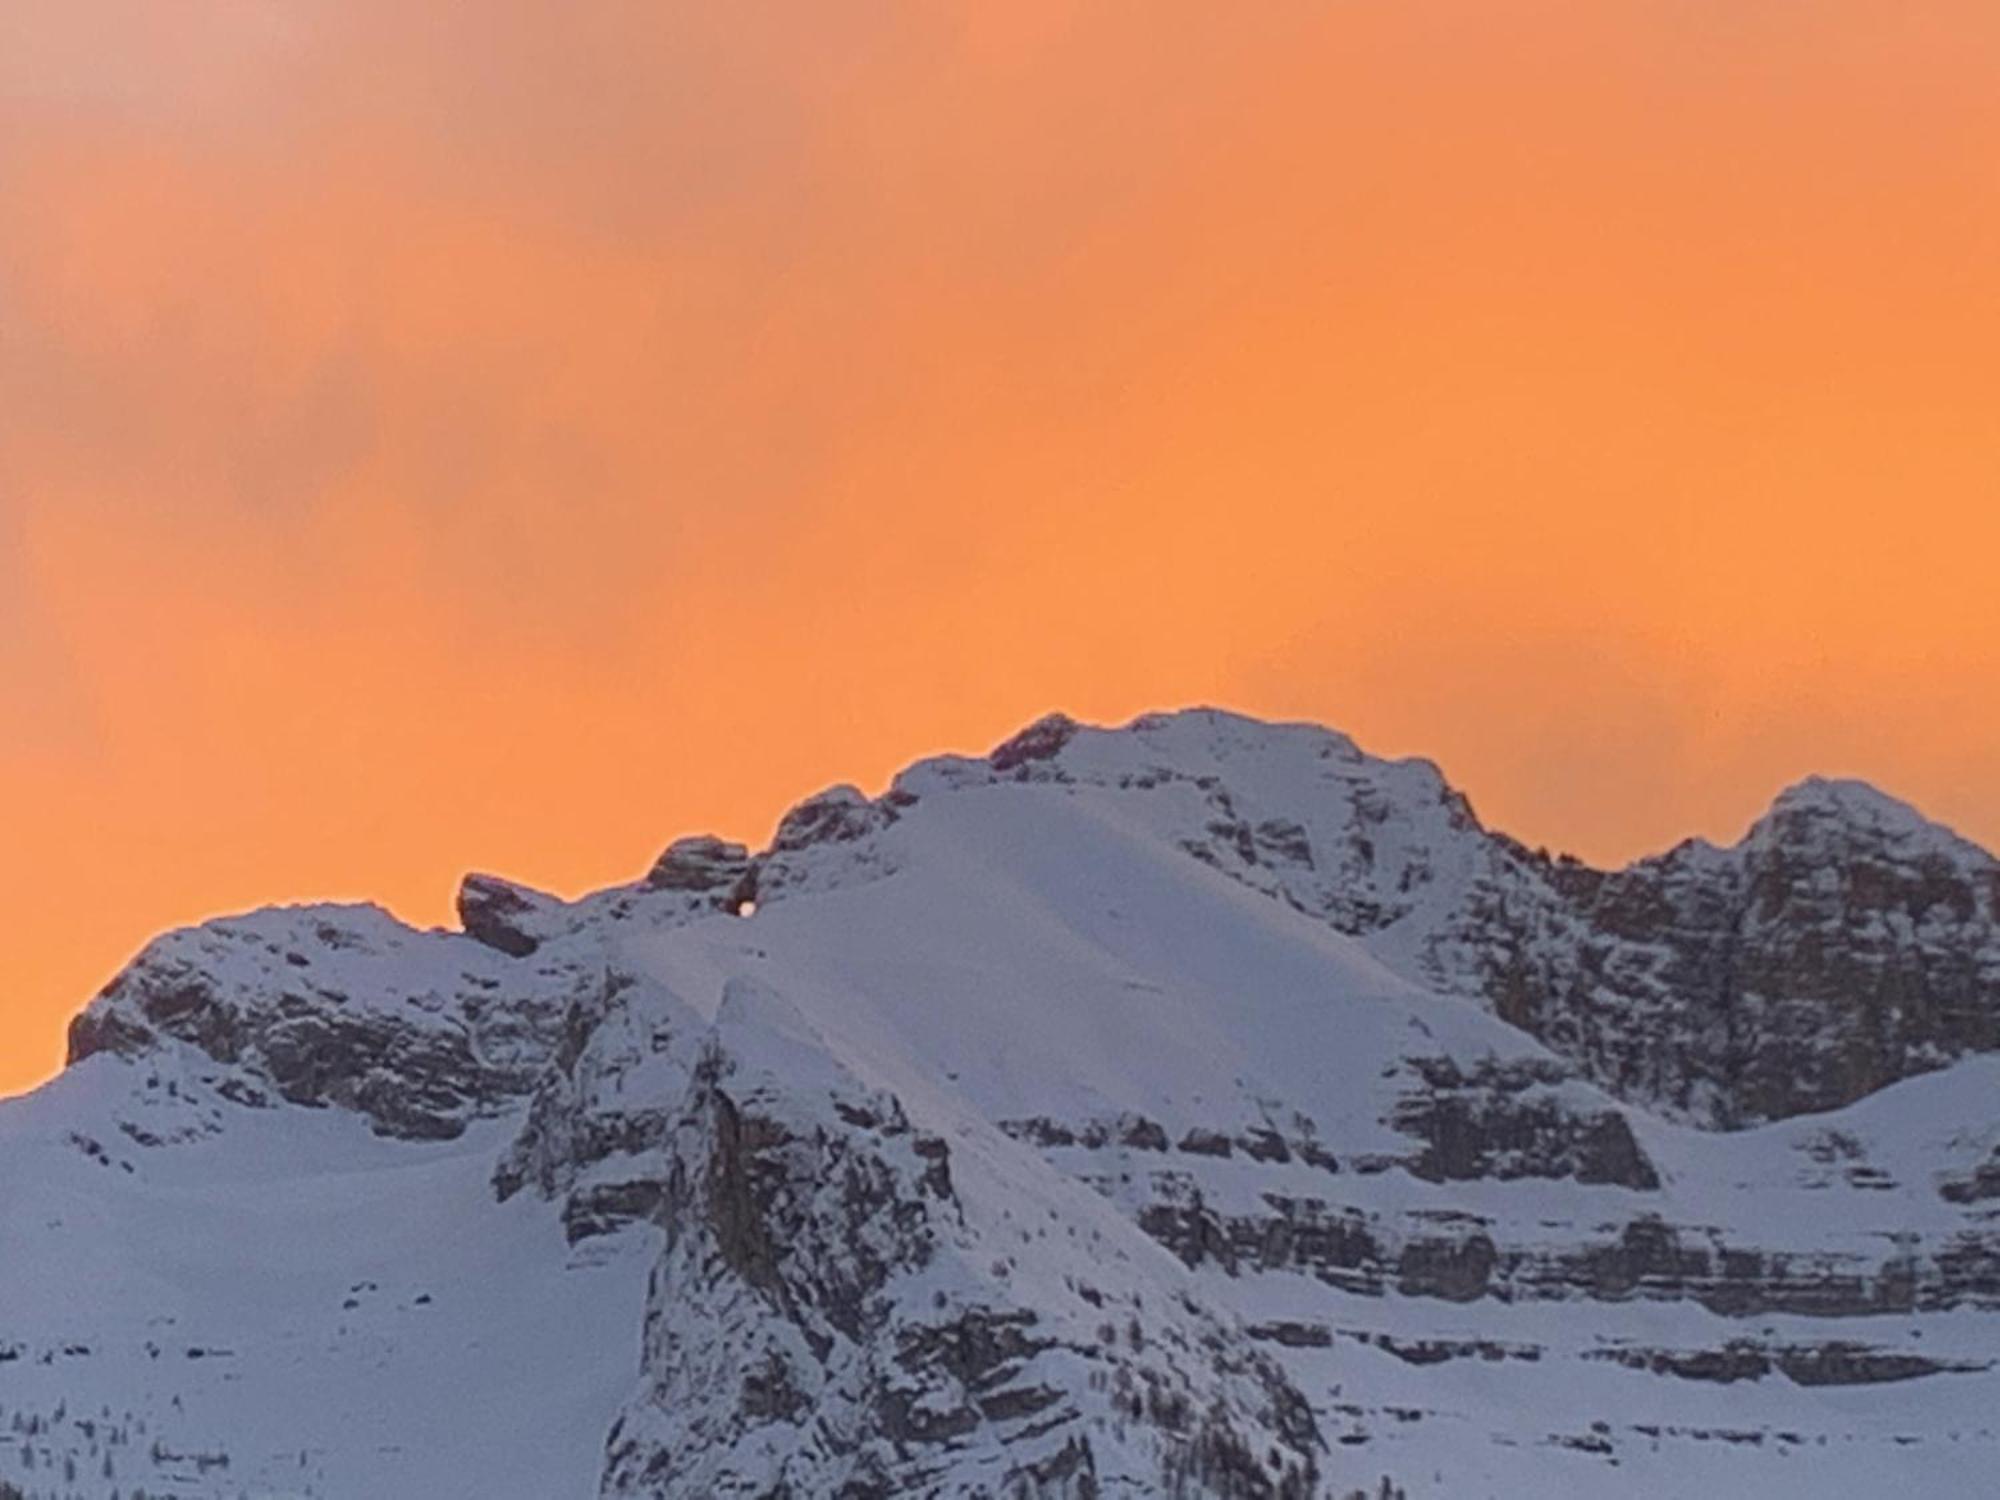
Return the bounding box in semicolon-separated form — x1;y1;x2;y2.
0;1056;653;1500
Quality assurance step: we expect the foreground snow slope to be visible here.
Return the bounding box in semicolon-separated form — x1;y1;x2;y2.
0;1059;653;1499
4;708;1996;1497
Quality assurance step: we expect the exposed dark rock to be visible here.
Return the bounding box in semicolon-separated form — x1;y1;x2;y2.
1241;1127;1293;1163
1587;1340;1776;1384
563;1179;667;1244
1775;1342;1994;1386
1180;1127;1236;1159
69;906;568;1141
65;1004;157;1065
1438;785;2000;1127
644;836;756;904
1000;1116;1079;1150
1392;1057;1659;1189
1128;1184;2000;1317
770;786;893;853
989;712;1080;773
1940;1151;2000;1204
1363;1333;1541;1367
1395;1226;1497;1303
1588;1339;1995;1387
1247;1320;1335;1349
493;971;696;1234
1119;1115;1172;1152
457;873;561;957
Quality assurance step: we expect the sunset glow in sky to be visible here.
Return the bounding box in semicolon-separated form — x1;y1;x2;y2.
3;3;1999;1092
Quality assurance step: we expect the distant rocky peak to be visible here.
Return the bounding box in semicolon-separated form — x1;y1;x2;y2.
1750;775;1991;865
1415;768;2000;1128
998;705;1371;781
893;706;1473;827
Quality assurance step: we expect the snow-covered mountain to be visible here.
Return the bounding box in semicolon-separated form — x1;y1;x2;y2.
4;708;1997;1498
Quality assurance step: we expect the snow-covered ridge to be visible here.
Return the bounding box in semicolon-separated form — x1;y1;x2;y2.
13;705;2000;1497
69;706;2000;1134
878;709;2000;1127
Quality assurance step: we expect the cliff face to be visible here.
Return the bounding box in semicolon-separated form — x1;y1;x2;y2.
1426;776;2000;1126
598;979;1322;1499
64;900;577;1139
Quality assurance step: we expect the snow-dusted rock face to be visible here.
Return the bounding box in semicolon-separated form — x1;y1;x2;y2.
11;706;2000;1498
493;969;701;1244
602;979;1322;1499
65;901;581;1139
1462;778;2000;1127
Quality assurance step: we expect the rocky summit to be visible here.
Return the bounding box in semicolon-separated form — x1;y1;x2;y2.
4;708;1998;1498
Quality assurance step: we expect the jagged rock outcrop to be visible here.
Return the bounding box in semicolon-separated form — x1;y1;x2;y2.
645;836;757;908
1474;779;2000;1125
1388;1056;1658;1189
1941;1147;2000;1204
600;978;1326;1499
458;873;566;957
1134;1183;2000;1317
1586;1338;1994;1387
493;969;700;1243
66;903;577;1139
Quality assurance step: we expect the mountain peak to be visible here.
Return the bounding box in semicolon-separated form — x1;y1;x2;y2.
1753;774;1984;860
16;704;2000;1497
1770;772;1916;816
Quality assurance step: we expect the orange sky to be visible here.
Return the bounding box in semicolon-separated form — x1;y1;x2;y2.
3;3;1999;1094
